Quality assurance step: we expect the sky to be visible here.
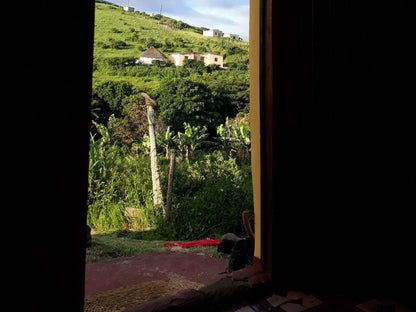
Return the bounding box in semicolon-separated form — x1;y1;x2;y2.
109;0;250;40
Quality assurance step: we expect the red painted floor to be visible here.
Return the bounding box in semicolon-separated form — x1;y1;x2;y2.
84;251;228;297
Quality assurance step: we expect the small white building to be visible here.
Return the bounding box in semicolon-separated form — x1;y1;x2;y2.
136;46;167;65
123;6;134;12
203;29;224;38
224;33;240;40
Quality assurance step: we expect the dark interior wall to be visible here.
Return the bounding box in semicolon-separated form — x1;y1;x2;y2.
3;1;95;310
263;0;414;304
2;0;413;309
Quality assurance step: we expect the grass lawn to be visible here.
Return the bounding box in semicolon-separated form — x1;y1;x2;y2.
86;232;229;264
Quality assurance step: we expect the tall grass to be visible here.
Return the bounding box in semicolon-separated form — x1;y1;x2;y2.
88;133;155;232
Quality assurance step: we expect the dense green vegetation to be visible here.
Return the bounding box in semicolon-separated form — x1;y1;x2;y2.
89;3;252;240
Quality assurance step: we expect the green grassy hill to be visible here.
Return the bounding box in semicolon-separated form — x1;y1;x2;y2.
94;2;248;60
93;2;249;89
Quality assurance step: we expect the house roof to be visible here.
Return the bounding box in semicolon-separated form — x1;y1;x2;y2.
140;46;166;59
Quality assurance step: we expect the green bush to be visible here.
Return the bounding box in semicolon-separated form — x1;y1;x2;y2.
156;152;253;239
108;38;127;49
91;80;135;123
111;27;122;33
152;77;222;135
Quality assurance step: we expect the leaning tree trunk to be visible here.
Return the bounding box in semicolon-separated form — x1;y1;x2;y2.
141;93;165;216
166;152;176;214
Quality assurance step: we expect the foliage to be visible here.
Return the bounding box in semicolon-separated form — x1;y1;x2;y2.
88;122;156;232
88;3;253;240
217;115;251;160
93;57;137;73
200;70;250;114
181;59;207;73
157;126;178;158
152;77;222;135
91;80;135;123
156;152;253;240
88;121;253;239
112;95;148;145
177;123;209;161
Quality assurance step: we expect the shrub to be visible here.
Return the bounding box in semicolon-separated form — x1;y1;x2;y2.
143;37;156;48
112;95;149;146
96;41;110;49
129;32;140;42
152;77;222;135
156;153;253;239
108;38;127;49
111;27;122;33
91;80;135;123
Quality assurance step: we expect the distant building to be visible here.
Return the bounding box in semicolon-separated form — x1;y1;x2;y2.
137;46;167;64
203;29;224;38
123;6;134;12
169;52;224;67
224;33;240;40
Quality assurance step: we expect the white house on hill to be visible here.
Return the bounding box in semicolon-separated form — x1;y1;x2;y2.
203;29;224;38
136;46;167;65
224;33;240;40
123;6;134;12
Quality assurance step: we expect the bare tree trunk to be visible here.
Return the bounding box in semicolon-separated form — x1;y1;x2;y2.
142;93;165;216
166;152;176;214
184;145;189;162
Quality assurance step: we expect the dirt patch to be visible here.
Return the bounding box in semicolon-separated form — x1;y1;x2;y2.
85;252;228;296
84;279;204;312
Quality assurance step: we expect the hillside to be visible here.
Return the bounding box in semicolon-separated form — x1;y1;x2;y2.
94;2;248;63
92;2;250;113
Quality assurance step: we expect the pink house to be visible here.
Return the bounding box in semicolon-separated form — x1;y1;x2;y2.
168;52;224;67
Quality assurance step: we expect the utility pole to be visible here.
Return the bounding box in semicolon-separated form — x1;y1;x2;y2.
160;3;163;16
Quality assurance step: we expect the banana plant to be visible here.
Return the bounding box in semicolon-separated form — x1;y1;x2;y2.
216;117;236;157
177;122;209;161
216;116;251;160
235;119;251;160
157;126;178;159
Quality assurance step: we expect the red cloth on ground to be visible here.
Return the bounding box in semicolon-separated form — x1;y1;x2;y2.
163;238;221;248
